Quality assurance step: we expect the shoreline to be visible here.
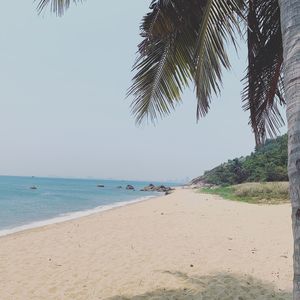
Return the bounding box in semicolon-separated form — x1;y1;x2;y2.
0;188;293;299
0;194;159;238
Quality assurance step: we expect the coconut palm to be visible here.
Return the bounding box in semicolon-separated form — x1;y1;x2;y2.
128;0;285;146
37;0;300;297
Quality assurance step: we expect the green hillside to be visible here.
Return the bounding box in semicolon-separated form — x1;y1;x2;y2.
191;134;288;186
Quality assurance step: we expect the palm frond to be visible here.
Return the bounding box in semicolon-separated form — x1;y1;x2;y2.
194;0;245;118
128;0;198;123
242;0;284;145
128;0;245;124
36;0;82;16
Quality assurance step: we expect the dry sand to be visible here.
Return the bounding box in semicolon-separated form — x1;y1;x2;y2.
0;188;293;299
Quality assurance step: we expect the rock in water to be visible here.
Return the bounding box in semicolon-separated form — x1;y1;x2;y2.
140;184;156;191
126;185;135;190
97;185;105;188
156;185;167;192
30;186;37;190
141;184;174;193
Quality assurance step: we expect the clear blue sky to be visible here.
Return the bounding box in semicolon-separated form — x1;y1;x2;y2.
0;1;286;182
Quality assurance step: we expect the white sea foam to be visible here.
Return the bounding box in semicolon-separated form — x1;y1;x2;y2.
0;195;156;238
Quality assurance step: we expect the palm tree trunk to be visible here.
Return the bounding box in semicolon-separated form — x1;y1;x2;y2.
278;0;300;298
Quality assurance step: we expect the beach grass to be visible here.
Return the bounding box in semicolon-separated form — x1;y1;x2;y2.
200;182;289;204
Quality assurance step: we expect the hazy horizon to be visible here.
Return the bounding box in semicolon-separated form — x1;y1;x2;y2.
0;174;184;184
0;1;286;182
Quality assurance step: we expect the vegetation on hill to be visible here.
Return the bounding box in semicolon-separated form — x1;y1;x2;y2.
201;182;289;205
191;134;288;186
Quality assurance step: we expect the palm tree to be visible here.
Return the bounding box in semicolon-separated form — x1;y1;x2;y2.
37;0;300;297
279;1;300;298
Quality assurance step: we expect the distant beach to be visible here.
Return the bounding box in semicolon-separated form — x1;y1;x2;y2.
0;188;292;299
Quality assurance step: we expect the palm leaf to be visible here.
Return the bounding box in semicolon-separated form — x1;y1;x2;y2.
36;0;82;16
194;0;244;118
128;0;198;123
242;0;285;145
129;0;244;124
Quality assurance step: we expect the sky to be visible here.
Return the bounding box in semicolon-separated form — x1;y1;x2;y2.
0;1;286;183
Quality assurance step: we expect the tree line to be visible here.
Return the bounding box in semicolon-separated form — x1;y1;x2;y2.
192;134;288;186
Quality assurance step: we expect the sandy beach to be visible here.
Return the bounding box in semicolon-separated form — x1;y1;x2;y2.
0;188;293;299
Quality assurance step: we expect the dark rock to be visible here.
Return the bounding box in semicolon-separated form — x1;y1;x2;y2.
30;186;37;190
157;185;174;193
126;185;135;190
156;185;167;192
140;184;156;191
97;185;105;188
141;184;174;193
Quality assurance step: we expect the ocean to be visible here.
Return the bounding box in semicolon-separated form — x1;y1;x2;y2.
0;176;176;236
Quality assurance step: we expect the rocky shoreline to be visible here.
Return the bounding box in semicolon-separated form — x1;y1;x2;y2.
140;184;175;195
95;183;175;195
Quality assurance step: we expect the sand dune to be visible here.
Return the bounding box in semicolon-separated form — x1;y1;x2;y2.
0;189;293;299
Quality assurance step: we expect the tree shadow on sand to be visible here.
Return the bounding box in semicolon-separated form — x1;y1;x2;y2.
107;271;291;300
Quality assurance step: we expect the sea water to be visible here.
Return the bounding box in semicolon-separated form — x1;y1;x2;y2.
0;176;175;236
